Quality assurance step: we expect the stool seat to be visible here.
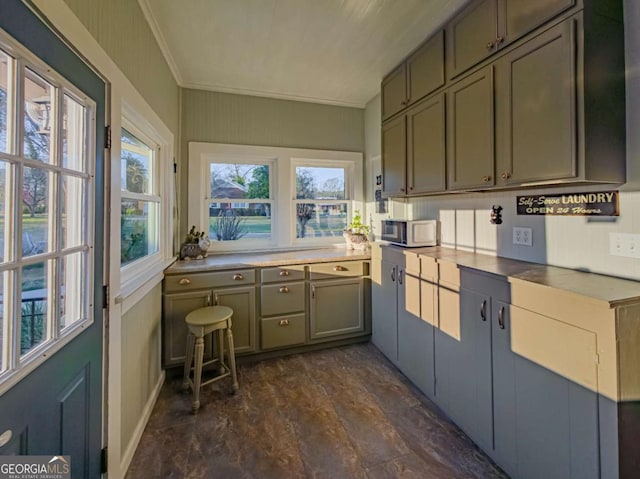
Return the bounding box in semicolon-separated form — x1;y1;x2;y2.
185;305;233;327
182;305;239;413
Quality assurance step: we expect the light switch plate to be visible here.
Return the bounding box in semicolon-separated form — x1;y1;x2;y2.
610;233;640;258
513;227;532;246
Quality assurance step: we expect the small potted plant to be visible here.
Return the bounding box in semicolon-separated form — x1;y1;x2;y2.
180;225;210;260
343;210;370;250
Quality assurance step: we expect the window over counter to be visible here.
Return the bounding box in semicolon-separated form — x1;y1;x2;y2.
0;39;95;387
189;143;363;251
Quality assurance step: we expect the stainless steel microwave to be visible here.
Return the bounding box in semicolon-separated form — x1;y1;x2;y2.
380;219;439;247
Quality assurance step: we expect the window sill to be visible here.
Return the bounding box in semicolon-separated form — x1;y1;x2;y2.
116;256;176;314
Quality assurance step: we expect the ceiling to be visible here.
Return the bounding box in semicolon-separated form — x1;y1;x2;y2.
139;0;469;108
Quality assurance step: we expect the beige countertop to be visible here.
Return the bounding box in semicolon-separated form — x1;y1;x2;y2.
380;244;640;308
165;248;371;274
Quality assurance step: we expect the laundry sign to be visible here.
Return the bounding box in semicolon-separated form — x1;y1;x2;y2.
517;191;619;216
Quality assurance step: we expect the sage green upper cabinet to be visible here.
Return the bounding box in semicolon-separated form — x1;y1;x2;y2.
382;115;407;197
447;67;495;190
382;30;445;121
381;64;406;121
447;0;499;79
407;30;445;107
504;0;576;43
407;93;446;194
495;18;576;184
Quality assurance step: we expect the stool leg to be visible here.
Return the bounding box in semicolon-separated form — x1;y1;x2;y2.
217;328;225;375
226;326;239;393
182;332;195;391
192;335;205;413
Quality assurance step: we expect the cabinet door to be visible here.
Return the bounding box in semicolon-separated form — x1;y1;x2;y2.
214;286;257;355
447;0;499;78
447;67;495;190
407;30;445;106
496;19;576;185
397;270;435;398
443;288;493;449
381;115;407;197
372;260;398;363
310;278;364;340
503;0;576;43
382;64;407;120
491;301;517;477
407;93;446;194
162;290;210;367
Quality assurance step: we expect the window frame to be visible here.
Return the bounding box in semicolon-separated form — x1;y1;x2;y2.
0;32;96;394
189;142;364;252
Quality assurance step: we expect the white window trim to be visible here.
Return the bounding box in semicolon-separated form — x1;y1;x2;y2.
116;101;174;299
189;142;364;251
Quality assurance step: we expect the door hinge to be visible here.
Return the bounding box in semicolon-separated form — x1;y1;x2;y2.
105;125;112;150
102;285;109;308
100;447;108;473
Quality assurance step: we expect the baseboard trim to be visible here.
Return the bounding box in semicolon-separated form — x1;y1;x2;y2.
120;370;166;475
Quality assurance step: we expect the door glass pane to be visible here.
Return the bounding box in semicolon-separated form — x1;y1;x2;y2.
0;270;7;372
62;94;86;171
121;128;153;194
61;175;84;249
296;203;348;238
209;203;271;241
210;163;270;199
0;160;7;263
0;51;11;154
60;252;85;330
22;167;50;256
121;199;159;266
24;69;55;162
296;166;346;199
21;261;48;355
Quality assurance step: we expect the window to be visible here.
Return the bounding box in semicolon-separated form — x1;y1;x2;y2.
189;143;363;251
120;127;159;267
207;161;273;244
0;42;94;381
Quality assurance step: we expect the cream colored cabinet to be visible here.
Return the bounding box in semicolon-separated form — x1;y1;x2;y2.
382;30;445;121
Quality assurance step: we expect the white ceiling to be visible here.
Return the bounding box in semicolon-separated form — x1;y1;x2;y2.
139;0;469;108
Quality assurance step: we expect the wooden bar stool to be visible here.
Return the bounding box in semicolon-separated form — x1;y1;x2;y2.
182;305;239;413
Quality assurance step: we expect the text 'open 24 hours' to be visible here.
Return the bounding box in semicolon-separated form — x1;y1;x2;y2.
517;191;619;216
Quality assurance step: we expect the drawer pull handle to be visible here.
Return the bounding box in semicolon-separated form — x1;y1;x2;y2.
391;268;396;282
279;286;289;293
179;278;191;285
279;319;290;327
480;300;487;321
279;270;289;276
233;273;244;281
0;429;12;447
333;265;347;272
498;306;506;330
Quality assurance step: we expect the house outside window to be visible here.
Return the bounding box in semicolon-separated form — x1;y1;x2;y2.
0;42;94;389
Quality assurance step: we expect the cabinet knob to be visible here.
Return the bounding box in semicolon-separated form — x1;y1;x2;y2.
496;35;505;45
500;172;511;180
400;187;405;192
233;273;244;281
480;300;487;321
333;265;347;272
279;270;289;276
178;278;191;285
482;175;491;182
486;40;495;50
279;286;289;293
279;319;290;327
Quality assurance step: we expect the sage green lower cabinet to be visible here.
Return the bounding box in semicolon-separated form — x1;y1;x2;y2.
162;290;211;366
310;278;365;340
371;249;400;364
213;286;257;355
261;314;306;350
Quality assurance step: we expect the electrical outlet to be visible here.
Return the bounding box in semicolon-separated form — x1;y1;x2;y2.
513;227;533;246
610;233;640;258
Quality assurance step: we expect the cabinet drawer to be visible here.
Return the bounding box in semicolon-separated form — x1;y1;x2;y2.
261;314;306;350
261;281;305;316
308;261;365;280
165;269;255;292
261;265;305;283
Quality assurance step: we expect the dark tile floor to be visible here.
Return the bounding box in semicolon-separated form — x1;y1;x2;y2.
126;343;507;478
